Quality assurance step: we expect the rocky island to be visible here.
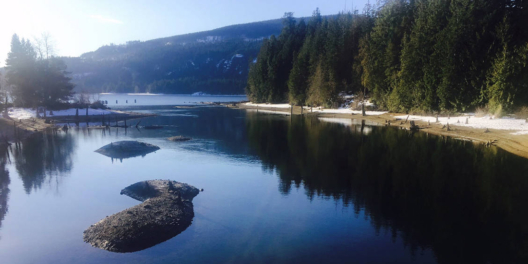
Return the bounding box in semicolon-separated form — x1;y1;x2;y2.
95;141;160;159
83;180;200;253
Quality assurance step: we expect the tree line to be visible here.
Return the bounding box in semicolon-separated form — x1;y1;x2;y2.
246;0;528;114
5;34;74;109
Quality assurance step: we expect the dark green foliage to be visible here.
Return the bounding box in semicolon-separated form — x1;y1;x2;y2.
486;16;528;114
249;1;528;112
246;13;307;103
249;10;370;107
6;34;74;108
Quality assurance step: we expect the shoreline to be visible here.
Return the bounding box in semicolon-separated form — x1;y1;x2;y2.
0;109;155;144
43;110;154;124
231;103;528;160
0;117;54;144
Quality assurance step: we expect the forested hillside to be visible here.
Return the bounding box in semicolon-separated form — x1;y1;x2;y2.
247;0;528;114
62;19;285;94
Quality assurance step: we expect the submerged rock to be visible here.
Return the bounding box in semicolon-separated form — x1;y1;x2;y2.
83;180;200;253
143;125;164;130
95;141;160;159
167;136;192;142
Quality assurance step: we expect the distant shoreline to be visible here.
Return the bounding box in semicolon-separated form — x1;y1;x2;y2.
98;93;247;97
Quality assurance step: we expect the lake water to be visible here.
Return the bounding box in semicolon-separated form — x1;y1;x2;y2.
0;101;527;263
98;93;247;107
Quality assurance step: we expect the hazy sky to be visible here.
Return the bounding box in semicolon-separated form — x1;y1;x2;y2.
0;0;369;66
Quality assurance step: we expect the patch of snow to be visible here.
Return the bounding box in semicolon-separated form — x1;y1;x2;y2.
360;100;375;107
313;108;387;116
512;131;528;135
8;108;33;120
8;108;114;120
394;114;528;134
126;93;161;96
247;109;291;115
244;102;387;115
244;103;291;109
197;36;223;43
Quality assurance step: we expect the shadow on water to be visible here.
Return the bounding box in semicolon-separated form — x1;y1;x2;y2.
107;107;254;157
3;107;528;262
0;144;10;239
246;112;528;264
12;132;76;194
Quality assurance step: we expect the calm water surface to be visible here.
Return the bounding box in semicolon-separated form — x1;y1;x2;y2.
0;105;527;264
98;93;246;107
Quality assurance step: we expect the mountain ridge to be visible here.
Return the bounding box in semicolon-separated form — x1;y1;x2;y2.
61;17;292;94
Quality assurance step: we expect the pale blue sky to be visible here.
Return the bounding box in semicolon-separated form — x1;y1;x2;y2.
0;0;369;66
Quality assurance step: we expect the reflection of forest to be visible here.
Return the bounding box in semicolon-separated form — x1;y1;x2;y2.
13;132;76;194
0;145;10;238
119;107;254;156
246;113;528;264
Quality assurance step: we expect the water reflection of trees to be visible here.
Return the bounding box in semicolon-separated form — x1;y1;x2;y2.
246;113;528;264
13;132;76;194
123;108;253;156
0;145;10;237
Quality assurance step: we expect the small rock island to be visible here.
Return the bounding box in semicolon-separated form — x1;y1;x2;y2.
95;141;160;159
83;180;200;253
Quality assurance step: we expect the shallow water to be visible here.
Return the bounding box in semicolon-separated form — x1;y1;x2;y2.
0;105;527;264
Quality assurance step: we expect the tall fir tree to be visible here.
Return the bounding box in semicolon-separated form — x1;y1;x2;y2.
6;34;74;108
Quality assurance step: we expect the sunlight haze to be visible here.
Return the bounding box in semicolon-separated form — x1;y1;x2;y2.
0;0;368;66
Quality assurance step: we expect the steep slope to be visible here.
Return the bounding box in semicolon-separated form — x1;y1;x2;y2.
62;19;285;94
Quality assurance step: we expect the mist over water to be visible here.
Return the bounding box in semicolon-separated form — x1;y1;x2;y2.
0;105;526;263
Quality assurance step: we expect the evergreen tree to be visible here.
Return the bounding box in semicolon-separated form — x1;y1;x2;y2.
288;45;310;105
247;3;528;113
6;35;38;107
359;0;412;110
35;58;75;107
486;16;528;114
6;34;74;108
